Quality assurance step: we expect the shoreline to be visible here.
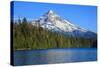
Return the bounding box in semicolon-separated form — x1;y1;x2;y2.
13;47;97;51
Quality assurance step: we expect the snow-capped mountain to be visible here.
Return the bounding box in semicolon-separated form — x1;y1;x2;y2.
32;10;97;39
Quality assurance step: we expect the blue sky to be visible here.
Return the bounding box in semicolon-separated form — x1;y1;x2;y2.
11;1;97;33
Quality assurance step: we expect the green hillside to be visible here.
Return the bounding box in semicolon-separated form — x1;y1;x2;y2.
12;18;97;50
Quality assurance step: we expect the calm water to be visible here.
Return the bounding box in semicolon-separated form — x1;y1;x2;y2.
13;48;97;66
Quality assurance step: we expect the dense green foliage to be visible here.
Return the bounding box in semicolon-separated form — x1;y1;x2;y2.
13;18;97;50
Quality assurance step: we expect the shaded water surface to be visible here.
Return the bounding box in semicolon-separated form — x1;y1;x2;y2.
14;48;97;66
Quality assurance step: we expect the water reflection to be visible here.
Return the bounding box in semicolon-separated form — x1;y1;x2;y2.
45;49;73;63
14;48;97;66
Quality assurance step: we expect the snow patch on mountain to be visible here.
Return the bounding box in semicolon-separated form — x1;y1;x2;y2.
32;10;96;38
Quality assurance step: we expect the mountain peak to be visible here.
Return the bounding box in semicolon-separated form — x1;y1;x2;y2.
43;10;58;18
32;10;96;39
47;10;54;14
45;10;61;21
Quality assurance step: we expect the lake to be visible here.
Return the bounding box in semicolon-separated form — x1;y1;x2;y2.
13;48;97;66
